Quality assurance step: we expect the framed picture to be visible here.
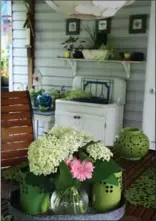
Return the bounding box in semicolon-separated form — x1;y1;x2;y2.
66;18;80;35
129;14;147;34
96;18;111;34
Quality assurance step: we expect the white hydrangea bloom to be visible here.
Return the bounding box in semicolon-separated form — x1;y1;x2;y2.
86;141;113;161
28;126;92;176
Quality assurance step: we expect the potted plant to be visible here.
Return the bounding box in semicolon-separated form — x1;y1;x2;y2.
62;36;78;58
81;25;108;60
62;36;85;59
48;86;69;109
15;125;123;215
94;44;121;62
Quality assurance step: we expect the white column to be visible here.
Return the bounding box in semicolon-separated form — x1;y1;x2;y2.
142;1;155;150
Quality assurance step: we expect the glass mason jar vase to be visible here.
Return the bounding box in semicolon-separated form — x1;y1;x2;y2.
51;187;89;215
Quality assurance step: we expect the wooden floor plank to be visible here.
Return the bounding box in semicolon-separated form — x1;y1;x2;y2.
140;209;156;220
130;206;146;219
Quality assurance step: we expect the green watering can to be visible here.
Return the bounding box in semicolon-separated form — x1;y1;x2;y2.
19;169;50;215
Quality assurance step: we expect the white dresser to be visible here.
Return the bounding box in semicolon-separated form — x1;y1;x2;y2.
55;77;126;146
55;100;124;146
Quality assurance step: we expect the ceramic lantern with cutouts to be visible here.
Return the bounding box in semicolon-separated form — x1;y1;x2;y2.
114;128;149;160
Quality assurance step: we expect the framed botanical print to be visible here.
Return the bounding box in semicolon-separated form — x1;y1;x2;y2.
129;14;147;34
96;18;111;34
66;18;80;35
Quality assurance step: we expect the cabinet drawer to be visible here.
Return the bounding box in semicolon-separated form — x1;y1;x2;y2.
56;102;108;117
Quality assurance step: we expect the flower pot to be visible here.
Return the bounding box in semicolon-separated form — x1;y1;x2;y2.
72;49;84;59
19;168;50;215
114;128;149;160
82;49;109;60
64;50;71;58
51;187;89;215
92;171;122;213
36;93;52;110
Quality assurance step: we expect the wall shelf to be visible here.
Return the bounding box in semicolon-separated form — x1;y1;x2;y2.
57;58;146;79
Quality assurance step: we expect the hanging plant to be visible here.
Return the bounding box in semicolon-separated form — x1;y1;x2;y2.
23;0;35;38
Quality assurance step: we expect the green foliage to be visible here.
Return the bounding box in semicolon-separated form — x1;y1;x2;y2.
49;86;69;99
83;25;97;49
1;215;12;221
25;172;55;192
39;106;49;112
90;159;122;184
62;36;79;51
65;89;91;100
94;44;121;62
55;162;79;191
2;161;28;182
103;173;119;186
29;88;44;98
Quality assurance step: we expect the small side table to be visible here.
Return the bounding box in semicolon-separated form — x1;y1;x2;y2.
33;110;55;139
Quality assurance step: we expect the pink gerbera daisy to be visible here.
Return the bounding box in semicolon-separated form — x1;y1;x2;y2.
70;158;94;181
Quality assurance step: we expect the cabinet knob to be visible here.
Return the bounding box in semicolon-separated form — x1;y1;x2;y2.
73;116;81;119
150;88;155;94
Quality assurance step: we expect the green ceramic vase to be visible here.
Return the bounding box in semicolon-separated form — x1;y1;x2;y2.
92;171;122;212
114;127;149;160
20;169;50;215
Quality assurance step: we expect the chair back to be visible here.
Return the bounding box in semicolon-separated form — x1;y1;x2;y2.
1;91;34;168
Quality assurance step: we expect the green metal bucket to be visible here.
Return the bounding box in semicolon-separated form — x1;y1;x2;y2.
92;171;122;212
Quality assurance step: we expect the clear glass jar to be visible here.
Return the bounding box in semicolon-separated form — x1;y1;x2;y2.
51;187;88;215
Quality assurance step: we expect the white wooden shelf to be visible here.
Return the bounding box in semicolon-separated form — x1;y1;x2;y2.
57;57;146;79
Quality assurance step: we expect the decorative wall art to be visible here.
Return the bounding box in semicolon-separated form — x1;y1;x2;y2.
129;14;147;34
66;18;80;35
96;18;111;34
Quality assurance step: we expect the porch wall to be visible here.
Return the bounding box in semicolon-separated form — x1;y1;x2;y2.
12;1;151;138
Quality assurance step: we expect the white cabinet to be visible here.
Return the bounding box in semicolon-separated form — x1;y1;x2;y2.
82;114;106;141
55;100;124;146
56;112;106;141
56;112;82;131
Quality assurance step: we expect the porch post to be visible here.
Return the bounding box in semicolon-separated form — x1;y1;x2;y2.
26;0;35;90
142;1;155;150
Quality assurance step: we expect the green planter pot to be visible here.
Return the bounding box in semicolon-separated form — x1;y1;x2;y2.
20;169;50;215
114;127;149;160
92;171;122;213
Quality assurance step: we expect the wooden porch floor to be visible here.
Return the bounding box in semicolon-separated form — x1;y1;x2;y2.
118;150;156;220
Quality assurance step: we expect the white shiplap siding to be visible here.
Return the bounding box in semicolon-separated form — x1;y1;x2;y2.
12;1;28;90
12;0;149;136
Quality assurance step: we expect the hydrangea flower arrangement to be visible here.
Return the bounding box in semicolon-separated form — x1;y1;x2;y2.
26;125;121;193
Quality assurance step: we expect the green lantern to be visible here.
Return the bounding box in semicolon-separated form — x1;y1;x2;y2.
19;169;50;215
92;171;122;212
114;127;149;160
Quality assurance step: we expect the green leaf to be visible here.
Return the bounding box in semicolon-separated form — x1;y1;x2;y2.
55;162;78;191
25;172;54;192
103;173;119;186
91;159;122;182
